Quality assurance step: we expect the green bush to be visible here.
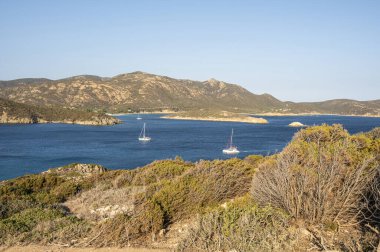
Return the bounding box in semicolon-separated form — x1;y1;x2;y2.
0;206;90;245
149;158;257;224
86;158;258;247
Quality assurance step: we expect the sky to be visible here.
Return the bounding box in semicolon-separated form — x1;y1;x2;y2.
0;0;379;102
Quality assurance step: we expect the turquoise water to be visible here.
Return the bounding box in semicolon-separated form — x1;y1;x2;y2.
0;114;379;181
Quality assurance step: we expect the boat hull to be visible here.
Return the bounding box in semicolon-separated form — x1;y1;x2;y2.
138;137;151;141
223;149;240;154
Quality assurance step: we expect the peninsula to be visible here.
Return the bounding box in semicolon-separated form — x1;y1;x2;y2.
162;109;268;124
0;98;120;125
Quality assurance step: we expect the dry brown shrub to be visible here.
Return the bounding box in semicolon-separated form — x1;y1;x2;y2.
84;199;165;247
177;197;294;252
251;125;379;228
363;169;380;226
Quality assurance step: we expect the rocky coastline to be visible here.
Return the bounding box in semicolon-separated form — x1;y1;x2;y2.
0;111;120;125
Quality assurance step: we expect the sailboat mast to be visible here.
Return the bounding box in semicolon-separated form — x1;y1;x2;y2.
143;123;146;138
230;129;234;147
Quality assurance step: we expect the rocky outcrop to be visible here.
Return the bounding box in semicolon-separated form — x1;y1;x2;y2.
289;121;306;127
38;116;121;125
0;111;37;124
73;116;121;125
43;163;107;175
0;112;120;125
1;118;120;125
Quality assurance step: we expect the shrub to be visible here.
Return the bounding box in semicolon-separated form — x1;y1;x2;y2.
177;196;292;252
244;154;264;165
362;168;380;231
251;124;379;227
111;159;193;188
131;159;194;186
84;158;258;247
150;158;257;224
0;206;91;245
85;200;165;247
365;127;380;140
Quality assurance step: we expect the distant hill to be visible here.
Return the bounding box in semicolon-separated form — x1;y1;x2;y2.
0;78;52;87
0;98;120;125
0;71;379;116
282;99;380;116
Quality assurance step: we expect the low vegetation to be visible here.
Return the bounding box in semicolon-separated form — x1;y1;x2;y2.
250;124;380;250
0;125;379;250
177;195;293;252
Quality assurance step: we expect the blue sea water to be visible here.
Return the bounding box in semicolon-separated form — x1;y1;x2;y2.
0;114;379;181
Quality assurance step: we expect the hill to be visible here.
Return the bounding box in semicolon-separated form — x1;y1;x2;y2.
281;99;380;116
0;71;379;116
0;125;379;250
0;98;120;125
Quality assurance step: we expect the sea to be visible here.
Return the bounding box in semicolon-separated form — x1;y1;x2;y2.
0;114;379;181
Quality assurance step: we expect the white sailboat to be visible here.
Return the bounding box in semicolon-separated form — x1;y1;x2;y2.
138;123;151;141
136;114;142;120
223;129;240;154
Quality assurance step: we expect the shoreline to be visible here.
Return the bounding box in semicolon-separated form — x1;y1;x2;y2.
108;111;380;118
251;112;380;118
161;115;268;124
107;111;176;116
0;119;121;126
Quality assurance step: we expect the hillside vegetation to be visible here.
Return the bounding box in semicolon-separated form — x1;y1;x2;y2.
1;71;379;116
0;125;379;251
0;98;120;125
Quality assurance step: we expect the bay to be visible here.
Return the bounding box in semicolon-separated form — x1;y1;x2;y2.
0;114;379;181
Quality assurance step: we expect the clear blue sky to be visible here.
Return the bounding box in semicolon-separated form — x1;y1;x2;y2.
0;0;379;102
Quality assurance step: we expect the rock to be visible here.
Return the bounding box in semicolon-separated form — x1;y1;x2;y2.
44;163;107;175
289;121;305;127
299;228;312;237
159;229;166;237
220;202;228;209
73;116;121;125
0;111;37;124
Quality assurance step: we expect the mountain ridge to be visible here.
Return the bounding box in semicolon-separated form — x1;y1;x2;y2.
0;71;379;116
